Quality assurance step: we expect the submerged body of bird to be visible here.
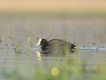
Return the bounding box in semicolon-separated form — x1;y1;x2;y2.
36;39;76;56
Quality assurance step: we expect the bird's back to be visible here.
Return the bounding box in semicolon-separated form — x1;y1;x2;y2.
47;39;75;53
48;39;72;46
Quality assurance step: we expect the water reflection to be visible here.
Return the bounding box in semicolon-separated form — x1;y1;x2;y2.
36;51;41;61
36;50;71;58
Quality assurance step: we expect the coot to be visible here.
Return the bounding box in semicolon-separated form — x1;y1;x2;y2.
36;39;76;54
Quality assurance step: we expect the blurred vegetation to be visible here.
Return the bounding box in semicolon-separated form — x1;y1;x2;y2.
0;11;106;18
0;47;106;80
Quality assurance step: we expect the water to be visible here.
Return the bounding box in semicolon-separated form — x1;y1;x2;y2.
77;46;106;51
0;18;106;79
0;45;106;67
0;44;106;80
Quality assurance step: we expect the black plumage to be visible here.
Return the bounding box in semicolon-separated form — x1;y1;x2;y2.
36;39;76;55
